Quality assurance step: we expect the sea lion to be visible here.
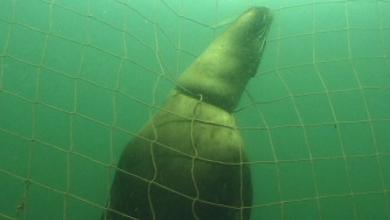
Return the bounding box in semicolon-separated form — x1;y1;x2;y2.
103;7;272;220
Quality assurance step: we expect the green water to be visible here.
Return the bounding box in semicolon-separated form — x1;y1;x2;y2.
1;0;390;219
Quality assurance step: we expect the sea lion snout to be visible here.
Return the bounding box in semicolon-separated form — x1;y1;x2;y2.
177;7;272;111
240;7;272;29
232;7;273;44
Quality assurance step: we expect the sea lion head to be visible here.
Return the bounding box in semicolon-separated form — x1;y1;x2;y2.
177;7;273;112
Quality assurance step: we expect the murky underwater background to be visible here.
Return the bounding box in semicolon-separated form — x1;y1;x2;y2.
1;0;390;219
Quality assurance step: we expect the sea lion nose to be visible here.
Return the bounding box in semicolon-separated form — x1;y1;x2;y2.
177;6;272;111
241;7;273;38
244;7;271;22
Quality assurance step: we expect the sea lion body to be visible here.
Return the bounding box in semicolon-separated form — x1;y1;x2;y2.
104;7;272;220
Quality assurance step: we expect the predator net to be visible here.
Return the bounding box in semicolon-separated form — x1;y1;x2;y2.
0;0;390;219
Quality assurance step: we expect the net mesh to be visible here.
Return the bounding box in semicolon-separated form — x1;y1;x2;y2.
0;0;390;219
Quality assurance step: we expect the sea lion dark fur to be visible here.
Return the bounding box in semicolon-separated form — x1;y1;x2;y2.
103;7;272;220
